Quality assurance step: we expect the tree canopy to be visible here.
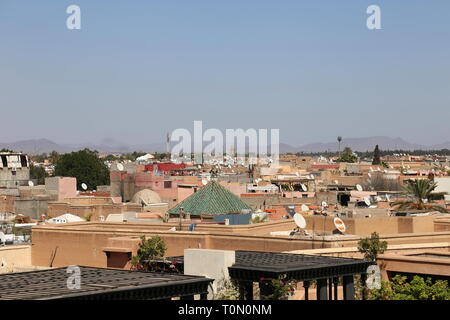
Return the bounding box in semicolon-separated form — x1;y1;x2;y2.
391;179;448;213
357;232;388;263
54;148;110;190
131;236;167;272
370;275;450;300
337;147;358;163
372;145;381;165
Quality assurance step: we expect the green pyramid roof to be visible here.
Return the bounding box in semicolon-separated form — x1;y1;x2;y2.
168;180;253;215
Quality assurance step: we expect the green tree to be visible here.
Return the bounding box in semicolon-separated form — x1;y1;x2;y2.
372;145;381;165
0;148;14;153
54;149;110;190
29;165;48;185
337;147;358;163
49;151;60;164
259;275;297;300
370;275;450;300
357;232;388;263
391;179;448;212
131;236;167;272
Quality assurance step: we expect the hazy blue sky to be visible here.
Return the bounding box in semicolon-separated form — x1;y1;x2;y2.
1;1;449;146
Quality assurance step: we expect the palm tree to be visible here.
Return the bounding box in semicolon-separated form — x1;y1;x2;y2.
391;179;448;213
337;136;342;156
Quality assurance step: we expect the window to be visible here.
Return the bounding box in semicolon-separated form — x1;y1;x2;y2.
1;155;7;168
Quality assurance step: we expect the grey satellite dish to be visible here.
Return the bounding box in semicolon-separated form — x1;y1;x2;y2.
28;181;34;187
293;213;306;229
301;184;307;192
356;184;363;192
117;163;124;171
81;183;88;191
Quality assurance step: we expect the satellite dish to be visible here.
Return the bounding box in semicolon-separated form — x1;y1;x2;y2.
295;172;300;177
117;163;124;171
386;194;391;202
321;201;328;208
293;213;306;229
377;167;381;172
334;180;338;184
376;196;382;202
368;172;372;178
28;181;34;187
369;167;374;172
201;179;208;186
301;204;309;212
309;174;315;180
301;184;308;192
81;183;88;191
356;184;363;192
364;197;371;206
334;217;346;233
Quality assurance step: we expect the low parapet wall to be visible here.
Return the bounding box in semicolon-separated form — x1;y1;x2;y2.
31;221;450;269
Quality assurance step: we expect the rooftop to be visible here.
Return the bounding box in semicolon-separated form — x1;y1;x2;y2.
0;266;212;300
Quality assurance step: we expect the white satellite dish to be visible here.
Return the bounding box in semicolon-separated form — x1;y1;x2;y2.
28;181;34;187
386;194;391;202
81;183;88;191
201;179;208;186
309;174;315;180
321;201;328;208
376;196;382;202
301;184;308;192
334;180;339;184
301;204;309;212
368;172;372;178
356;184;363;192
377;167;381;172
364;197;371;206
334;217;346;233
295;172;300;177
117;163;124;171
369;167;374;172
293;213;306;229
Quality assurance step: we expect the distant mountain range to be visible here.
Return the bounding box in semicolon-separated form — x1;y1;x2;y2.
1;137;450;154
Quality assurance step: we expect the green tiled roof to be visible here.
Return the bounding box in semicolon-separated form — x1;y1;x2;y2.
168;181;252;215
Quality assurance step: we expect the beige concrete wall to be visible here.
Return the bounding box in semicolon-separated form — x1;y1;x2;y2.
0;245;32;273
31;221;450;269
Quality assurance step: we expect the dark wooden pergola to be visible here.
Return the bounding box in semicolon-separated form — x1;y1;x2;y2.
163;251;371;300
0;267;212;300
